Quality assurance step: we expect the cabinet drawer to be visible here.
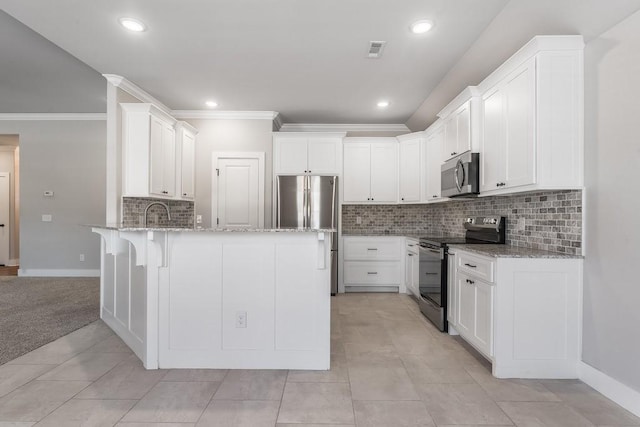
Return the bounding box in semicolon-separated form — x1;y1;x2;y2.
457;251;495;283
344;261;401;285
344;239;401;261
406;238;419;255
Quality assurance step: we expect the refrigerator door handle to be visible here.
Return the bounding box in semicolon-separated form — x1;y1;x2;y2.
302;176;307;228
276;176;281;228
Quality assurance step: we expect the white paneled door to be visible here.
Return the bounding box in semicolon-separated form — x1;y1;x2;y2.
213;153;265;229
0;173;9;265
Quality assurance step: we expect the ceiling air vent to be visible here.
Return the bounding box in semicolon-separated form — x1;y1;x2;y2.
367;41;386;58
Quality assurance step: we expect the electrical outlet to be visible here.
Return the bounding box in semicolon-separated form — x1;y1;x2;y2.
235;311;247;328
356;216;362;225
196;215;202;224
517;217;526;231
42;214;52;222
79;254;85;262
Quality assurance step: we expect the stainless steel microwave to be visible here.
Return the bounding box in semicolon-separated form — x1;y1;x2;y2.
441;152;480;198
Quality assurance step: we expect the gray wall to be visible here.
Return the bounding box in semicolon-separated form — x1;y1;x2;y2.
0;121;105;272
0;147;18;261
582;9;640;392
184;118;274;228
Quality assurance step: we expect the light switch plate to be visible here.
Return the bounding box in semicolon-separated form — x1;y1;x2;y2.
42;214;52;222
43;191;54;197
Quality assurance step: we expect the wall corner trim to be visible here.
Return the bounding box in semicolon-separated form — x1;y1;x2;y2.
103;74;173;115
17;269;100;278
272;113;283;131
0;113;106;121
578;361;640;418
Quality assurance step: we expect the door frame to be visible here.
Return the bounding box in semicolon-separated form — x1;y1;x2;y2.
0;172;10;266
212;152;265;229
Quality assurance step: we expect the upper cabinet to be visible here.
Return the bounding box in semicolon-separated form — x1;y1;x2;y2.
343;138;398;203
273;133;345;175
122;103;177;199
478;36;584;195
398;133;423;203
176;122;198;200
437;88;481;162
121;103;196;201
422;124;447;203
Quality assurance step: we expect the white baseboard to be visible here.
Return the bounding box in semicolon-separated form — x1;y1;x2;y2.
18;268;100;277
578;361;640;418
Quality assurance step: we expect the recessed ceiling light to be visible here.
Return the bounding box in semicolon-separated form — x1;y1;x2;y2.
411;20;433;34
119;17;146;32
377;101;390;108
205;101;218;108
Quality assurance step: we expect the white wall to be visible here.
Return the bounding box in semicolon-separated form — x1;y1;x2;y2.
0;121;105;273
184;118;274;228
583;9;640;392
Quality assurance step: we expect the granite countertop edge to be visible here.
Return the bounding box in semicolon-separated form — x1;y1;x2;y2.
87;225;336;233
447;243;584;259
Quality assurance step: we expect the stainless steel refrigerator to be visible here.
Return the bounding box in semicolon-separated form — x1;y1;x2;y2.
275;175;338;295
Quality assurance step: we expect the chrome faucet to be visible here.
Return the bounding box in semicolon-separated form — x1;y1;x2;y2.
144;201;171;227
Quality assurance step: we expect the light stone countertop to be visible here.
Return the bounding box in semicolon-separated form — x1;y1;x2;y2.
447;244;584;259
89;224;336;233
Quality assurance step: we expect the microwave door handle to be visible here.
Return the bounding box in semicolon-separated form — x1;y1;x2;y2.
454;159;464;192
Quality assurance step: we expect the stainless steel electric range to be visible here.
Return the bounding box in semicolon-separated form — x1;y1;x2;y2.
416;216;506;332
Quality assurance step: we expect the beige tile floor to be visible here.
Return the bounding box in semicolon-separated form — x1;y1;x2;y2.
0;293;638;426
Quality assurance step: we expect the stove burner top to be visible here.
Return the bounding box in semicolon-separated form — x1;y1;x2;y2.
418;236;468;245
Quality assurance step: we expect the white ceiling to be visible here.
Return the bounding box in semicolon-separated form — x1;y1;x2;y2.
2;1;640;127
0;0;508;123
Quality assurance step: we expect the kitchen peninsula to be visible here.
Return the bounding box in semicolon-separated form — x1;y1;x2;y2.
92;226;333;370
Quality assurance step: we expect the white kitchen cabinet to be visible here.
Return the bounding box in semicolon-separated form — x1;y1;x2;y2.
446;251;457;331
176;122;197;200
405;238;419;297
421;126;446;203
121;103;178;200
398;134;423;203
478;36;584;196
442;101;472;161
343;236;404;292
480;58;535;192
273;133;345;175
343;138;398;204
436;85;480;163
451;248;583;379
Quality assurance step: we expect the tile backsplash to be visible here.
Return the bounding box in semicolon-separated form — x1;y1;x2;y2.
342;190;582;255
122;197;195;228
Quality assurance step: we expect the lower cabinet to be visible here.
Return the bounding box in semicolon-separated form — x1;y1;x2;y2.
405;238;419;296
343;236;404;292
449;248;583;379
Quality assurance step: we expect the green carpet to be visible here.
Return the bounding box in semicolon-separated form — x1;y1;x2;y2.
0;276;99;364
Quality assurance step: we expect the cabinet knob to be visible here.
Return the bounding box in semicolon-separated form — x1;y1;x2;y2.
466;279;475;284
183;193;187;196
433;195;437;198
308;170;312;173
451;152;456;156
401;198;404;201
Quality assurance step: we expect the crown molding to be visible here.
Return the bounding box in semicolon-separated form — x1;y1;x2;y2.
272;112;283;131
172;110;279;120
103;74;173;115
0;113;106;121
278;123;410;133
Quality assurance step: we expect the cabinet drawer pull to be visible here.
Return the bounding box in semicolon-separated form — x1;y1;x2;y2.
367;272;378;275
466;279;475;284
408;253;414;257
451;152;457;156
425;272;438;275
464;263;477;268
367;248;378;251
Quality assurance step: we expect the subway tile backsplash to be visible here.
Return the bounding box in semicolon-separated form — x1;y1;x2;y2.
122;197;195;228
342;190;582;255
